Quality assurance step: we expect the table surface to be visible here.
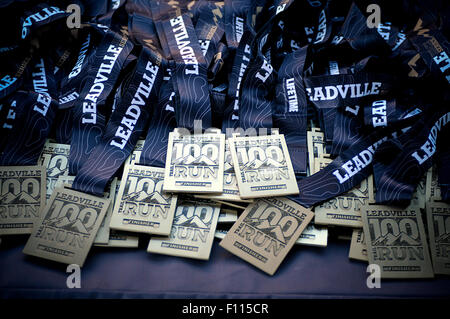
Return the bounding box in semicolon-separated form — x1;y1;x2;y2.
0;235;449;299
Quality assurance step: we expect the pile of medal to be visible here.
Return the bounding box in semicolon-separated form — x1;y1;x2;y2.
0;0;449;278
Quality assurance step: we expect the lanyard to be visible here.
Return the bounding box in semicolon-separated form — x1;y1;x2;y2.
72;47;164;196
68;29;133;175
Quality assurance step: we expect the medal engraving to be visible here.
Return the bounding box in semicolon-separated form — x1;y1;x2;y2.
229;132;299;198
362;205;433;278
110;165;177;235
0;166;46;235
164;129;225;193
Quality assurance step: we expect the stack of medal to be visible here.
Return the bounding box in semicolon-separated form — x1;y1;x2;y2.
1;0;449;283
217;129;314;275
4;139;112;267
107;126;315;275
356;166;450;278
0;140;109;267
112;128;224;261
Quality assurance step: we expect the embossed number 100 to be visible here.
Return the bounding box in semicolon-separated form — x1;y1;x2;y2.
236;146;284;164
368;218;419;240
126;176;163;195
172;143;218;161
48;200;98;229
176;205;214;225
250;203;298;238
